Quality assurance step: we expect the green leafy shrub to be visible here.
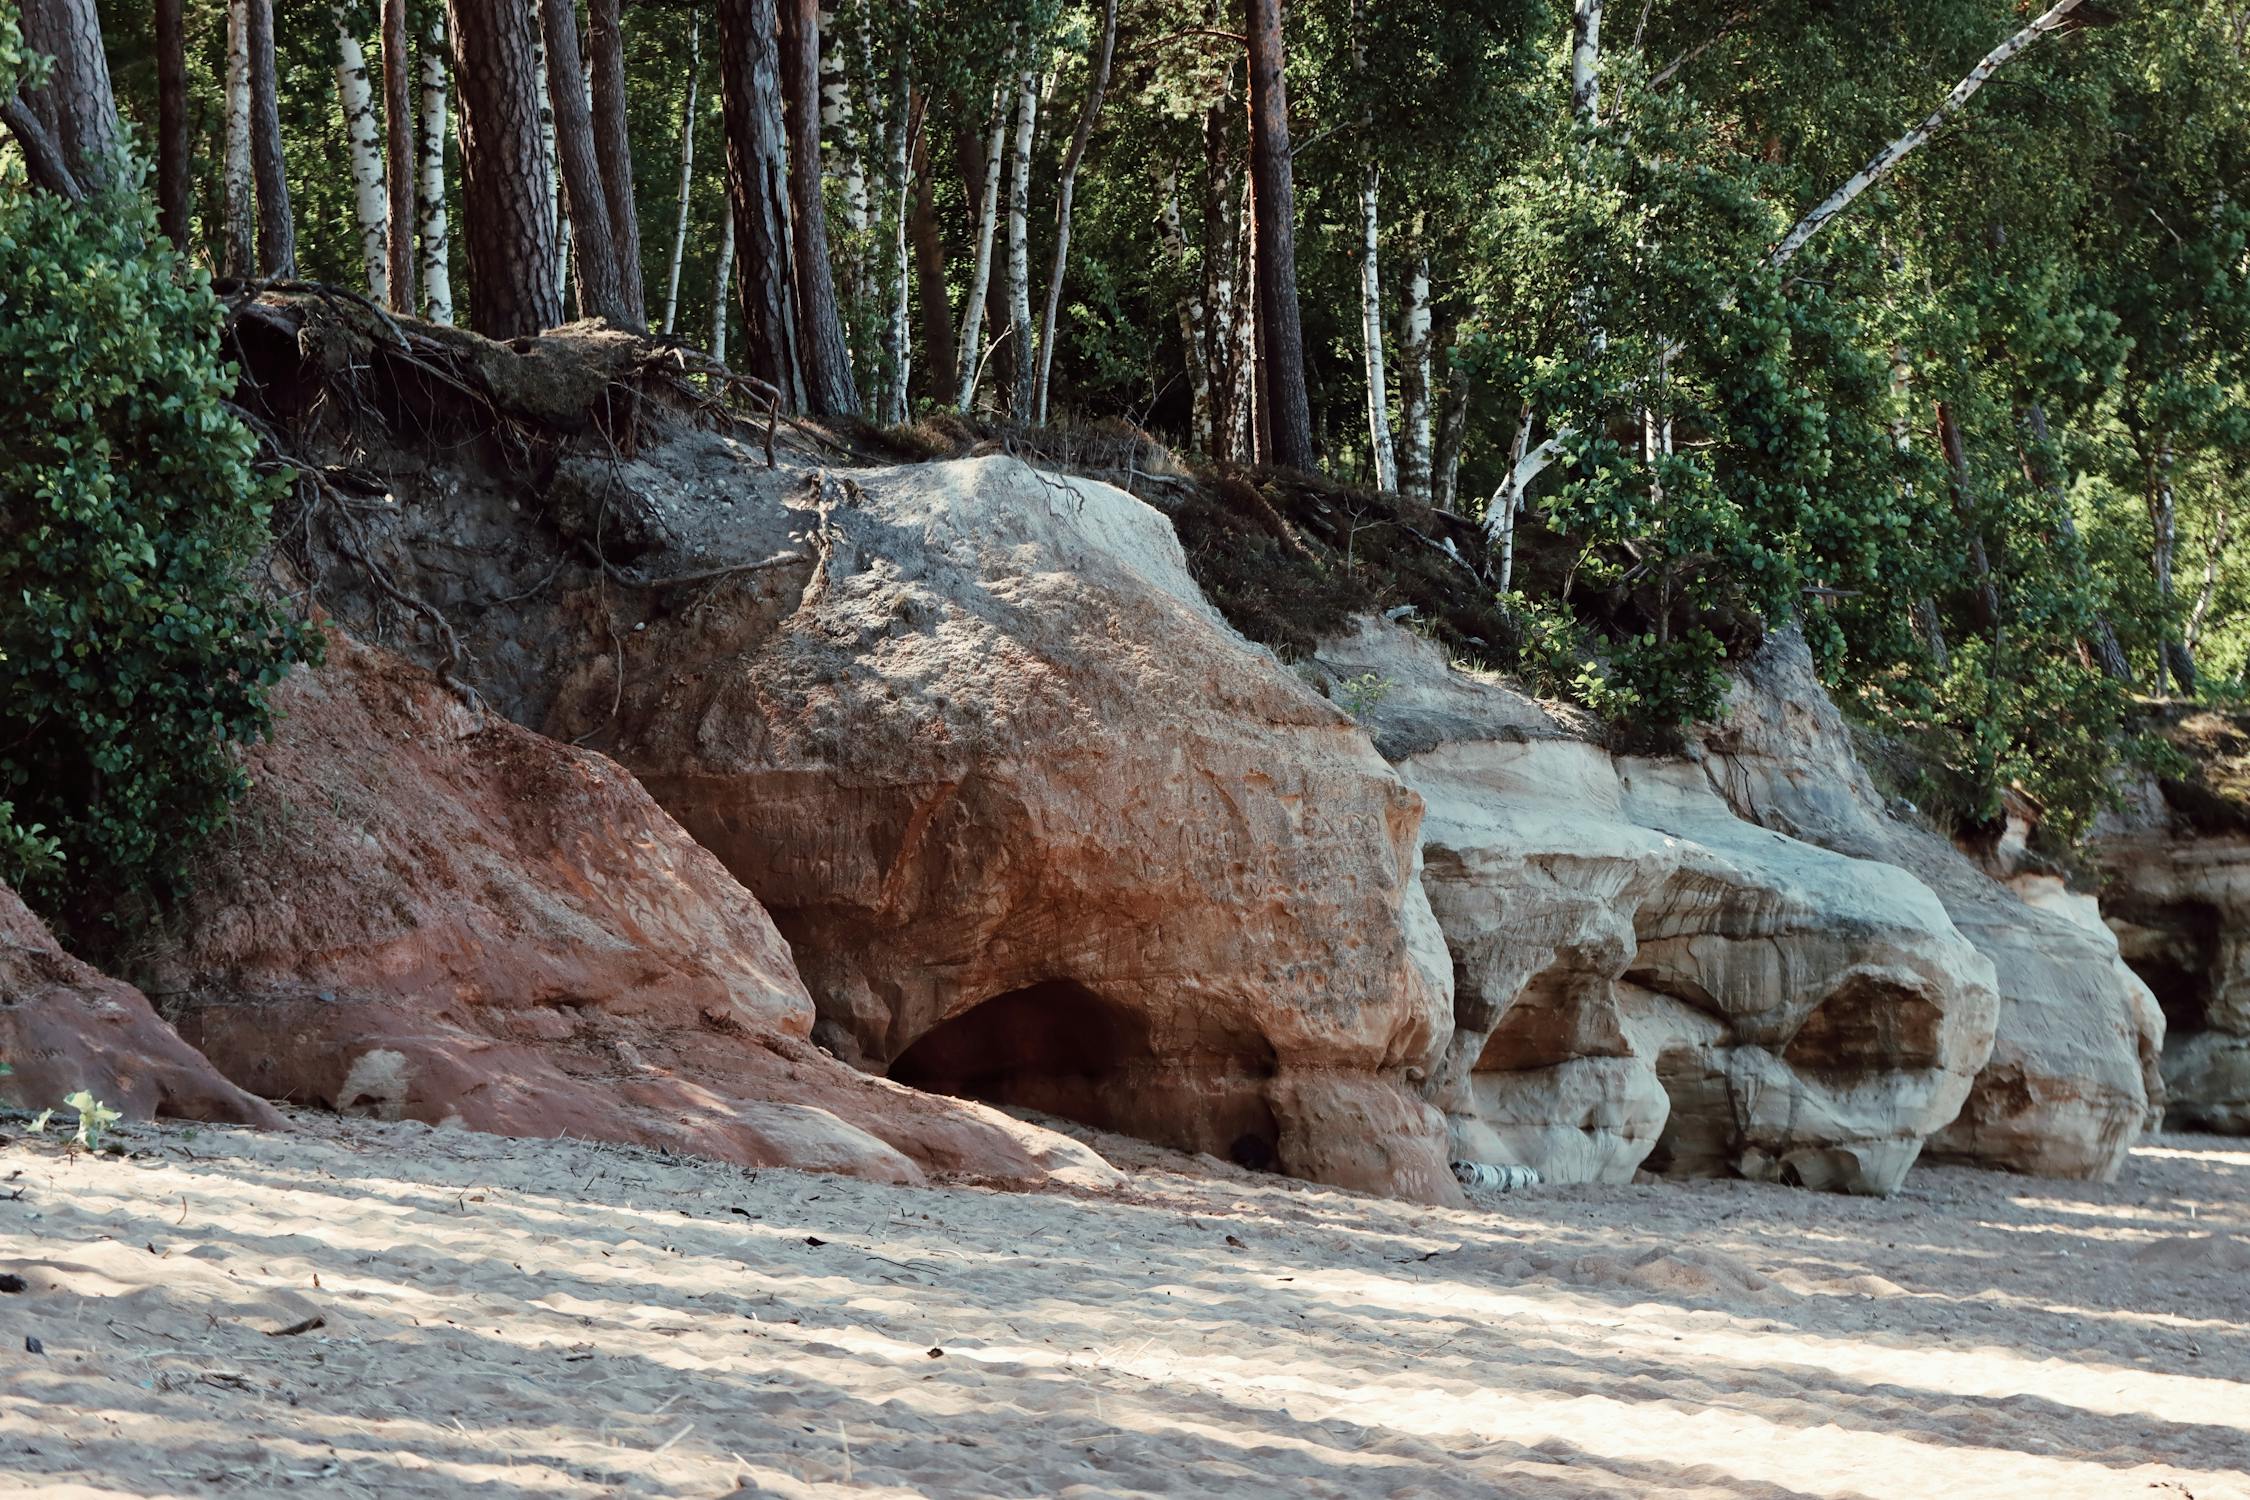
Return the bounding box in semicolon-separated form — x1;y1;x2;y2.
0;177;320;915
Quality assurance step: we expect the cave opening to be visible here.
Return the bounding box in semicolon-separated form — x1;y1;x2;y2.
886;980;1283;1170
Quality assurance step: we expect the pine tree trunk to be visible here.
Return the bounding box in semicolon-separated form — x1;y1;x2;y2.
1003;56;1041;419
335;7;392;302
778;0;860;416
156;0;191;245
537;0;628;323
954;76;1008;411
17;0;120;194
246;0;296;275
717;0;802;399
417;10;455;324
447;0;561;337
908;115;955;407
1244;0;1314;471
1397;243;1433;500
224;0;256;276
663;19;702;336
384;0;417;310
1033;0;1119;426
588;0;645;325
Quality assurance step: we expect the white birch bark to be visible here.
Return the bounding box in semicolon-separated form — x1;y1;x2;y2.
530;21;566;304
662;17;700;336
1358;168;1396;491
1398;245;1433;501
1766;0;2087;268
878;4;916;424
1228;171;1256;462
224;0;255;278
1033;0;1119;425
821;7;872;258
710;206;736;364
416;9;453;324
1004;57;1041;418
953;77;1009;411
1571;0;1603;122
1157;169;1214;453
333;6;390;303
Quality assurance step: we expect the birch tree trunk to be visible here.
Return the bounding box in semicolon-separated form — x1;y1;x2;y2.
224;0;256;276
156;0;191;247
1766;0;2088;268
1433;358;1471;509
1357;168;1397;490
1004;55;1042;419
663;19;701;336
2186;505;2231;660
417;10;454;324
877;9;919;424
383;0;416;308
820;7;872;297
710;207;737;363
530;20;564;303
2148;441;2199;695
246;0;296;275
588;0;645;325
1935;400;2004;636
1571;0;1603;121
954;75;1008;411
1033;0;1120;426
335;8;392;302
1397;243;1433;501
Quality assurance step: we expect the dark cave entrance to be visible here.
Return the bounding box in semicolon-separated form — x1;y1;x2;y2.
887;980;1283;1171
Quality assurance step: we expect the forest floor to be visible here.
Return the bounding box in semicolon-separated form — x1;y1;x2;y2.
1;1113;2246;1500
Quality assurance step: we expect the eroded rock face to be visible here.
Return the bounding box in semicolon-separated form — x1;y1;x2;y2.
550;458;1461;1204
2096;813;2250;1133
145;632;1117;1191
1318;621;1998;1194
1703;632;2160;1180
0;885;278;1129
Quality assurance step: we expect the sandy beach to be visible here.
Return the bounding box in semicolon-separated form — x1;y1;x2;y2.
1;1115;2244;1498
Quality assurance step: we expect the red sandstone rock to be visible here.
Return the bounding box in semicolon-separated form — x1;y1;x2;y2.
146;632;1116;1190
0;885;279;1128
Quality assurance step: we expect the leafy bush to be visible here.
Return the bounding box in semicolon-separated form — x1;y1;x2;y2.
0;176;320;914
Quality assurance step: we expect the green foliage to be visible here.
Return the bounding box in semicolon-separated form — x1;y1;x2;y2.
0;178;320;913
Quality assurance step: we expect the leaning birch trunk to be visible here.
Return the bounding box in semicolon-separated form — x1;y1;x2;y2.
953;76;1008;411
416;10;453;324
1766;0;2088;268
1032;0;1120;426
1004;57;1041;419
1397;245;1433;501
334;8;391;303
1156;169;1213;453
1357;166;1397;491
709;206;736;363
224;0;255;278
662;19;701;336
